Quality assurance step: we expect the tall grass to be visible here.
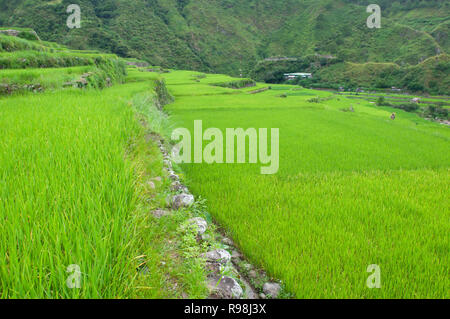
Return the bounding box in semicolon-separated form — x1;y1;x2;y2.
0;86;143;298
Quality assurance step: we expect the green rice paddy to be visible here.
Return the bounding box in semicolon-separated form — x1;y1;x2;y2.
0;86;141;297
0;73;208;299
0;50;448;298
162;70;450;298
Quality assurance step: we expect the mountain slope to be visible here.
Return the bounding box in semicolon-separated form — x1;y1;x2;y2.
0;0;448;76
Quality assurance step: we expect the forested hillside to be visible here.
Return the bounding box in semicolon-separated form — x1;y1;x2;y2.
0;0;448;76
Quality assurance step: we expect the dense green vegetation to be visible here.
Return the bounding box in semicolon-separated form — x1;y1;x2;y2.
0;34;127;93
161;70;449;298
298;54;450;95
0;0;448;77
254;54;450;95
374;95;449;120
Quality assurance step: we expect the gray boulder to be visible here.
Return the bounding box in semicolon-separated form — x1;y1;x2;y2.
203;249;231;264
208;276;243;299
248;270;258;279
171;181;188;193
222;237;234;246
201;234;212;241
263;282;281;298
172;194;194;209
231;250;242;263
163;159;172;169
187;217;208;235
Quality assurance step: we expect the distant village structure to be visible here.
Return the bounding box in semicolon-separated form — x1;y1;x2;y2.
265;57;298;62
284;73;313;80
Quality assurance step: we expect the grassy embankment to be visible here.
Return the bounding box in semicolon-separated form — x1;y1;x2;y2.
0;34;127;93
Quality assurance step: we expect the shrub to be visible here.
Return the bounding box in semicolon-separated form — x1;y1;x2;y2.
423;104;449;120
213;79;256;89
308;97;320;103
397;103;420;112
376;96;386;106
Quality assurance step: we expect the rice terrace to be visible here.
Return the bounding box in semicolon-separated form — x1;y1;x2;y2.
0;0;449;304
